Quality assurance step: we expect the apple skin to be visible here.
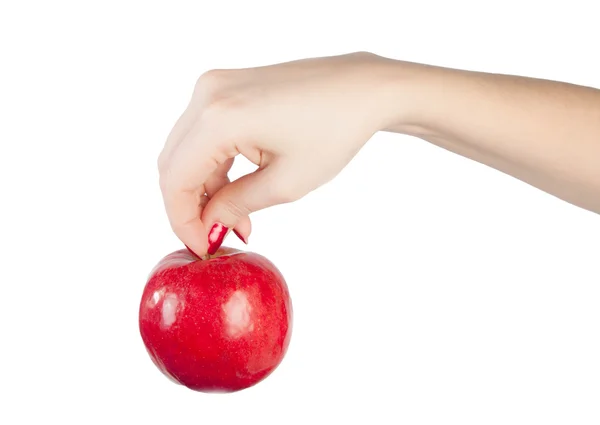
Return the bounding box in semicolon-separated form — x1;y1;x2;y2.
139;246;293;393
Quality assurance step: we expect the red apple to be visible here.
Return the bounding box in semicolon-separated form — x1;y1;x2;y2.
138;246;293;393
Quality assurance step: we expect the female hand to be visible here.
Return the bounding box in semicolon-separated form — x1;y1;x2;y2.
159;51;600;258
157;52;411;257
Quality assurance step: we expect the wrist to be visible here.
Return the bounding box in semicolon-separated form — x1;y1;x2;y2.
337;52;444;139
373;56;445;138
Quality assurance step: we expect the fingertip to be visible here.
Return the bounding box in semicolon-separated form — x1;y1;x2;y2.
162;187;210;258
200;215;250;252
184;240;207;258
183;237;208;259
174;219;209;258
234;216;252;244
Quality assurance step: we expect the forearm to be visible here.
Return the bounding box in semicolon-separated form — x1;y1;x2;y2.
384;60;600;214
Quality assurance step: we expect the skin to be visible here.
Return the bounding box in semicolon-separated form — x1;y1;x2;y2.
158;52;600;257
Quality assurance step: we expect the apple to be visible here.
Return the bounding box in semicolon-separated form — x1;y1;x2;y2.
138;246;293;393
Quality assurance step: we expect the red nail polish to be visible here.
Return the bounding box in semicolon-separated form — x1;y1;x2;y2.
207;222;228;255
233;229;247;244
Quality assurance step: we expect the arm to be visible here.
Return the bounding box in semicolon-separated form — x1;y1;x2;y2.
159;53;599;257
383;60;600;213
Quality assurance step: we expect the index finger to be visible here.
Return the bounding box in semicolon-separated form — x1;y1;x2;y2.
159;131;220;257
161;183;209;258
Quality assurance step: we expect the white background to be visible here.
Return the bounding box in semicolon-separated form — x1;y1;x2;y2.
1;1;599;424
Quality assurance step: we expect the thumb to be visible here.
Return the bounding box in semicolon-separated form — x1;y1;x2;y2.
201;165;290;253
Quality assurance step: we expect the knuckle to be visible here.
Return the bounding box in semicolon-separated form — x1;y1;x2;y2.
353;50;375;59
194;72;248;129
158;166;173;193
223;199;252;219
194;69;236;104
157;152;168;173
158;173;168;193
195;69;224;94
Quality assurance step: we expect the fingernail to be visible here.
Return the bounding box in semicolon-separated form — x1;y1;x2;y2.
233;229;247;244
207;222;229;255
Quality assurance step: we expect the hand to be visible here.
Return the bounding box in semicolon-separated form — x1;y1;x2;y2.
158;51;600;258
158;52;408;257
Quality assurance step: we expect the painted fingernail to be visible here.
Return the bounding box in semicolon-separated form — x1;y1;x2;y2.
207;222;229;255
233;229;247;244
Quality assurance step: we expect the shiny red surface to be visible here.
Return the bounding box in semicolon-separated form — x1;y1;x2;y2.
139;247;293;392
